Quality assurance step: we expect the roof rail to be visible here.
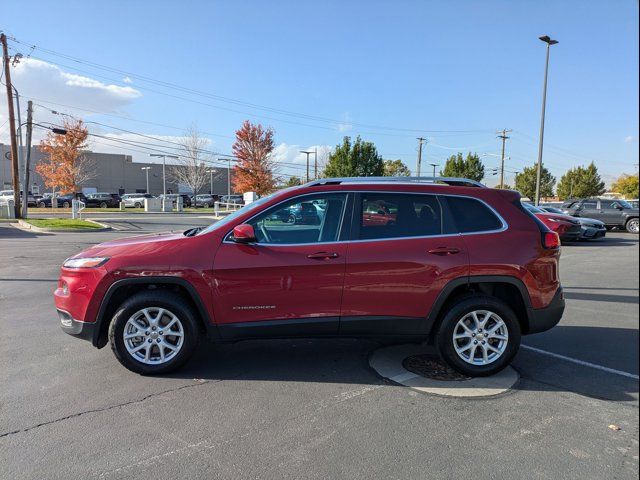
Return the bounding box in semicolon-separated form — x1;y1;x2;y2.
305;176;486;188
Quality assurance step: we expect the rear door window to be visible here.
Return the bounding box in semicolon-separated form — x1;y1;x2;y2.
356;193;442;240
443;196;504;234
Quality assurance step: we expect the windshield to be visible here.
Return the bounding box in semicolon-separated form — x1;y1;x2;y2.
197;192;279;235
522;202;544;214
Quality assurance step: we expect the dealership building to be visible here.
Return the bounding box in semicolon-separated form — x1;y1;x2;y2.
0;144;231;196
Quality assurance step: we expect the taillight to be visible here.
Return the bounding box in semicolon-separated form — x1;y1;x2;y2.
543;231;560;249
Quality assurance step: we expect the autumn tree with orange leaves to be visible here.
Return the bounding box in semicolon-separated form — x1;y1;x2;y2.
231;120;277;196
36;119;96;194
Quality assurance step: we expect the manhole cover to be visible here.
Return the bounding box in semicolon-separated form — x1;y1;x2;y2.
402;354;470;381
369;344;519;398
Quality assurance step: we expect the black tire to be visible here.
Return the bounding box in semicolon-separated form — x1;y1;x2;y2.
38;201;46;208
435;295;521;377
625;218;639;234
100;202;108;208
62;201;70;208
134;202;142;208
108;291;200;375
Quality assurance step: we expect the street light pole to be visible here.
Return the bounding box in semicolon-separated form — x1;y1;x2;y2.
534;35;558;205
149;154;178;195
429;163;439;178
300;150;313;183
141;167;151;193
227;158;231;197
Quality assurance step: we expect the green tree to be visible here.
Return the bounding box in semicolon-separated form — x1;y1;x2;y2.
556;162;606;199
440;152;485;182
514;164;556;200
283;176;302;188
611;173;639;199
383;159;411;177
323;136;384;177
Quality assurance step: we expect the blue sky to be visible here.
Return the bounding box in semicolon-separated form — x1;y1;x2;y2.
2;0;638;186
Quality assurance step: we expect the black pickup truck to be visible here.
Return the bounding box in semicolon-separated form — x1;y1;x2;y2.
561;198;639;234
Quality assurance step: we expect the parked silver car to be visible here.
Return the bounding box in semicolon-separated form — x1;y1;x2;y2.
121;193;154;208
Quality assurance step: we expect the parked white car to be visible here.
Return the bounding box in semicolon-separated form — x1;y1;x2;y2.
120;193;154;208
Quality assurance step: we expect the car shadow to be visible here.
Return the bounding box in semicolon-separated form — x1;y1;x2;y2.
563;237;637;247
165;325;638;403
0;224;53;238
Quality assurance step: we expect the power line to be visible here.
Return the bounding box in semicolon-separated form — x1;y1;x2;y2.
7;34;494;136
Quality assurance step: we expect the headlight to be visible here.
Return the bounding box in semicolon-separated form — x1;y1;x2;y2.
63;257;109;268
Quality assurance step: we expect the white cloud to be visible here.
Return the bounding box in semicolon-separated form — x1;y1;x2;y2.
624;135;636;143
272;143;333;178
0;58;142;144
89;132;215;165
122;76;133;84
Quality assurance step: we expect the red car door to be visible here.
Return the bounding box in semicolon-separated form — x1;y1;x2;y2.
340;192;469;336
212;193;349;339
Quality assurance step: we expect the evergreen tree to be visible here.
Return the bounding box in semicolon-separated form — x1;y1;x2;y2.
514;164;556;200
323;136;384;177
440;152;485;182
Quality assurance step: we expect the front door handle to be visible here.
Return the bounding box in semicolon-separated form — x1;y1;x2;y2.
307;252;340;260
428;247;461;256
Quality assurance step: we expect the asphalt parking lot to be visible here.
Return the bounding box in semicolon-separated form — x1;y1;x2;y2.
0;216;638;480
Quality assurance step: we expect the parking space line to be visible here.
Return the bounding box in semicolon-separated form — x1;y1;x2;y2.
521;344;639;380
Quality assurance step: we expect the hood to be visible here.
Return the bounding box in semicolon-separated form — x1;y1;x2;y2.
576;217;605;226
536;212;580;224
73;231;187;259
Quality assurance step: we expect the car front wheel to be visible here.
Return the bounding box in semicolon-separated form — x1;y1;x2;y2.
436;295;521;377
109;291;200;374
626;218;639;234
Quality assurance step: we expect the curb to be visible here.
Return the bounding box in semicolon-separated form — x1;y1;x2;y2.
14;219;112;233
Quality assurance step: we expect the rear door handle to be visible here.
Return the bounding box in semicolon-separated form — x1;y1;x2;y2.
307;252;340;260
428;247;461;256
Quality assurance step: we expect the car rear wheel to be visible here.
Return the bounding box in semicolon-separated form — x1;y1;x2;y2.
62;201;70;208
626;218;639;234
109;291;200;375
436;295;521;377
100;202;108;208
134;202;142;208
38;201;46;208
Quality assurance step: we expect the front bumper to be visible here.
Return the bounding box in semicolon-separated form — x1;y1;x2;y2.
58;309;95;342
526;287;565;334
559;224;582;242
580;225;606;239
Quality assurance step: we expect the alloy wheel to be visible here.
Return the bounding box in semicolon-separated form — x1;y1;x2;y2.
123;307;184;365
628;219;639;234
452;310;509;365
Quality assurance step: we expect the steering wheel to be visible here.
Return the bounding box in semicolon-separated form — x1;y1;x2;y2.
257;222;271;243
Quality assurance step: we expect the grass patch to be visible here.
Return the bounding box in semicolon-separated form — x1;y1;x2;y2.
25;218;103;230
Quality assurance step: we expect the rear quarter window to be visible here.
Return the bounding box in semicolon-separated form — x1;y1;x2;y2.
443;196;504;233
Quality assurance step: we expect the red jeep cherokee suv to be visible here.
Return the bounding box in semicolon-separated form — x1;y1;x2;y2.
55;177;564;377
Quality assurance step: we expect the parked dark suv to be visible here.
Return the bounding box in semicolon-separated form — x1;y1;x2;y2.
55;177;565;377
562;198;639;234
85;193;121;208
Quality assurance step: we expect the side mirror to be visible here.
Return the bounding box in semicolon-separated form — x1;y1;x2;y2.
232;224;257;244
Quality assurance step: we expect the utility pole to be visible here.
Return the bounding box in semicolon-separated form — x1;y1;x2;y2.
1;33;21;217
314;147;318;179
416;137;426;176
300;150;313;182
227;158;231;197
535;35;559;205
21;101;33;218
497;129;512;189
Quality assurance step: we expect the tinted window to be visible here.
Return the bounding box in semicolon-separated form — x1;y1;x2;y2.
445;197;503;233
248;193;347;244
581;201;598;209
600;200;617;210
357;193;442;240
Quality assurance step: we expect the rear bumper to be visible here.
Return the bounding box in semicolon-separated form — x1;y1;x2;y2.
526;287;565;334
58;309;95;342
